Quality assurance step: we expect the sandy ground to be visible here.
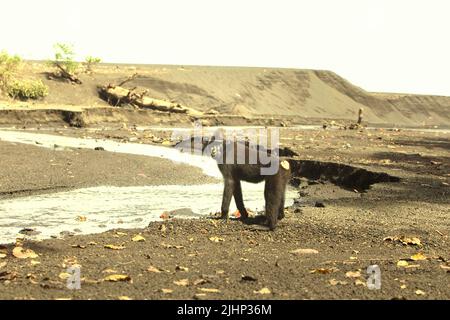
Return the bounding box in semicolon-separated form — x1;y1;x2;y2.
0;126;449;300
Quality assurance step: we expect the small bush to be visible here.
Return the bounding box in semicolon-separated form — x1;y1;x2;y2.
6;79;48;100
84;56;101;72
48;43;79;75
0;50;22;86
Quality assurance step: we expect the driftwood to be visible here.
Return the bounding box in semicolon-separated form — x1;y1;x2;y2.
53;63;82;84
98;75;202;115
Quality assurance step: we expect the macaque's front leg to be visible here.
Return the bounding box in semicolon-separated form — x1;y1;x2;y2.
221;178;235;220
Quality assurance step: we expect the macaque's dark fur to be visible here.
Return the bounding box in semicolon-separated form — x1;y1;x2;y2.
201;137;291;230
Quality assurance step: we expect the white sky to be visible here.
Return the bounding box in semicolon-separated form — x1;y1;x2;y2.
1;0;449;95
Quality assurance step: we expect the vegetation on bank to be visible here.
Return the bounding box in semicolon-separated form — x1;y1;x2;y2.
0;50;48;100
0;44;102;100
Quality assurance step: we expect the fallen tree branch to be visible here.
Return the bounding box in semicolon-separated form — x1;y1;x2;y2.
98;80;202;115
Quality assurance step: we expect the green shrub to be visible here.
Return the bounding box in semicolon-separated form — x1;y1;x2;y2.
84;56;101;72
6;79;48;100
48;43;79;75
0;50;22;86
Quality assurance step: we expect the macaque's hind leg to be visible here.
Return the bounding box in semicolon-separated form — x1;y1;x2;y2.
233;180;249;219
264;176;282;230
278;189;286;220
221;178;235;220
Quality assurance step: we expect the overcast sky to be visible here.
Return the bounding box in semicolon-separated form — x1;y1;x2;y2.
1;0;449;95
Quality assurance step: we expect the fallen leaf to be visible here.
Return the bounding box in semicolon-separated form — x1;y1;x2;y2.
116;232;127;236
440;264;450;271
290;248;319;255
59;272;71;280
12;247;38;259
329;279;348;286
104;244;125;250
397;260;409;267
159;225;167;232
345;271;361;278
102;268;118;274
384;236;422;246
193;279;208;286
310;268;339;274
410;252;427;261
400;284;407;289
71;244;86;249
0;253;6;259
0;271;17;281
209;236;225;242
253;287;271;294
415;289;426;296
104;274;131;282
76;215;87;222
118;296;132;300
161;243;184;249
174;279;189;286
147;266;162;273
355;279;366;287
199;288;221;293
175;266;189;272
132;235;146;242
161;288;173;294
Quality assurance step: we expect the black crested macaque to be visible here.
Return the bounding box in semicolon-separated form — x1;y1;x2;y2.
202;136;291;230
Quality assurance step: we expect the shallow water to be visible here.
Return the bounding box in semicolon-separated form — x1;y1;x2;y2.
0;130;298;243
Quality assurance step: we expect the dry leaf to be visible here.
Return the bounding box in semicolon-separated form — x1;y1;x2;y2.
440;264;450;271
174;279;189;286
310;268;338;274
193;279;208;286
161;288;173;294
132;235;146;242
383;236;422;246
76;215;87;222
12;247;38;259
397;260;409;267
58;272;71;280
104;244;125;250
355;279;366;287
290;248;319;255
345;271;361;278
116;232;127;236
400;284;407;289
118;296;132;300
253;287;271;294
102;268;118;274
410;252;427;261
415;289;426;296
175;266;189;272
104;274;131;282
0;253;6;259
147;266;162;273
209;236;225;242
329;279;348;286
71;244;86;249
199;288;221;293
